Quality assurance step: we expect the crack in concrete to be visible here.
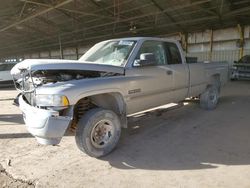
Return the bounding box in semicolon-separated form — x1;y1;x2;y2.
0;163;35;187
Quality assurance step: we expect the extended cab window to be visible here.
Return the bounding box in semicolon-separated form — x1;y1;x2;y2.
136;41;167;65
165;42;182;65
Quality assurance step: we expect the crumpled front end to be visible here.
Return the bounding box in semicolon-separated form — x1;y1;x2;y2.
11;59;124;145
19;95;72;145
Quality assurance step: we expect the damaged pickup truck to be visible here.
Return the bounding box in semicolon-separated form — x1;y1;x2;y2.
11;37;229;158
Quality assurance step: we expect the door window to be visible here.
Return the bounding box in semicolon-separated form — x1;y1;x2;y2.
165;42;182;65
136;41;167;65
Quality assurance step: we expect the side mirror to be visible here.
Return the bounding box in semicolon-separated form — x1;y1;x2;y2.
134;53;157;67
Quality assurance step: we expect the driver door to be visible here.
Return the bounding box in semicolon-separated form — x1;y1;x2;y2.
125;40;174;114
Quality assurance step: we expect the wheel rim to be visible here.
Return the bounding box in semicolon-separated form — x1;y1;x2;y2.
209;89;218;104
90;119;115;149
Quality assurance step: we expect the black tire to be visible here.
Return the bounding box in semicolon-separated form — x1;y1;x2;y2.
200;86;219;110
213;79;221;93
75;108;121;158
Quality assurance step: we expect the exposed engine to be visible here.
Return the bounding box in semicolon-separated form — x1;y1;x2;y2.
14;69;122;94
13;69;122;106
32;69;106;86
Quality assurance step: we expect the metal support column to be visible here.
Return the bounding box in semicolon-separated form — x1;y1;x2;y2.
48;50;51;59
237;24;244;59
58;35;64;59
179;32;188;53
209;29;213;61
76;46;79;59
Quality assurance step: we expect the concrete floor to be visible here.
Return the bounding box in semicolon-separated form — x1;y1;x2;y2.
0;81;250;188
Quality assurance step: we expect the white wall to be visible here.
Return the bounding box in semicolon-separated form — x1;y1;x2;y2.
6;25;250;65
18;45;91;61
165;25;250;64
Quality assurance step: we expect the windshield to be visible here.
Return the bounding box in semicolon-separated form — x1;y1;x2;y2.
79;40;136;67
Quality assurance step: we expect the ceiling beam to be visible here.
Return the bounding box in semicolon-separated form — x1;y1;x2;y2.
55;0;213;39
35;16;60;31
0;0;73;33
2;15;219;53
87;0;149;29
55;8;82;23
150;0;185;32
0;0;213;50
19;0;27;18
21;0;115;19
22;23;51;37
224;0;240;24
224;4;250;16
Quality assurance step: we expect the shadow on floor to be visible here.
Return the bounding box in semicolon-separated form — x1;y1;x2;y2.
0;114;24;124
0;133;33;139
0;132;74;139
0;86;15;90
101;94;250;171
0;98;15;101
1;87;250;171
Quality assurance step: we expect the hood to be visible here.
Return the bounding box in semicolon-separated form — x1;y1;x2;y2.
11;59;124;75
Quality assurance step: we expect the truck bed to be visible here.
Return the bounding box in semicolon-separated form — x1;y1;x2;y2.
203;61;229;86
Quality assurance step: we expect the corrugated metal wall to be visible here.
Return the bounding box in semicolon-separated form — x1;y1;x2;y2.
188;50;240;63
23;46;90;60
189;47;250;65
5;25;250;64
166;26;250;65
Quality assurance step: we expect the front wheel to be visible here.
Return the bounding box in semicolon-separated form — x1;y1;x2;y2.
200;86;219;110
75;108;121;158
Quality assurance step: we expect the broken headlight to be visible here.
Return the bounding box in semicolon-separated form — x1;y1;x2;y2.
35;94;69;107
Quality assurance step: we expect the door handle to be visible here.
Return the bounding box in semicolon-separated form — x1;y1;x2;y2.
166;70;173;75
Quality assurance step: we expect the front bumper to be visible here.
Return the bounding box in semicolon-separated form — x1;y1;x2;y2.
19;95;72;145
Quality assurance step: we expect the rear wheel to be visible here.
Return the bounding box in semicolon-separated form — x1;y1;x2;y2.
200;86;219;110
75;108;121;158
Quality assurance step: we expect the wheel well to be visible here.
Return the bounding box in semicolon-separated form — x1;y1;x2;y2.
212;74;220;82
210;74;221;88
70;93;127;130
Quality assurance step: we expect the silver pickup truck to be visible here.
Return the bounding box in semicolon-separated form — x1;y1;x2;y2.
11;37;228;157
